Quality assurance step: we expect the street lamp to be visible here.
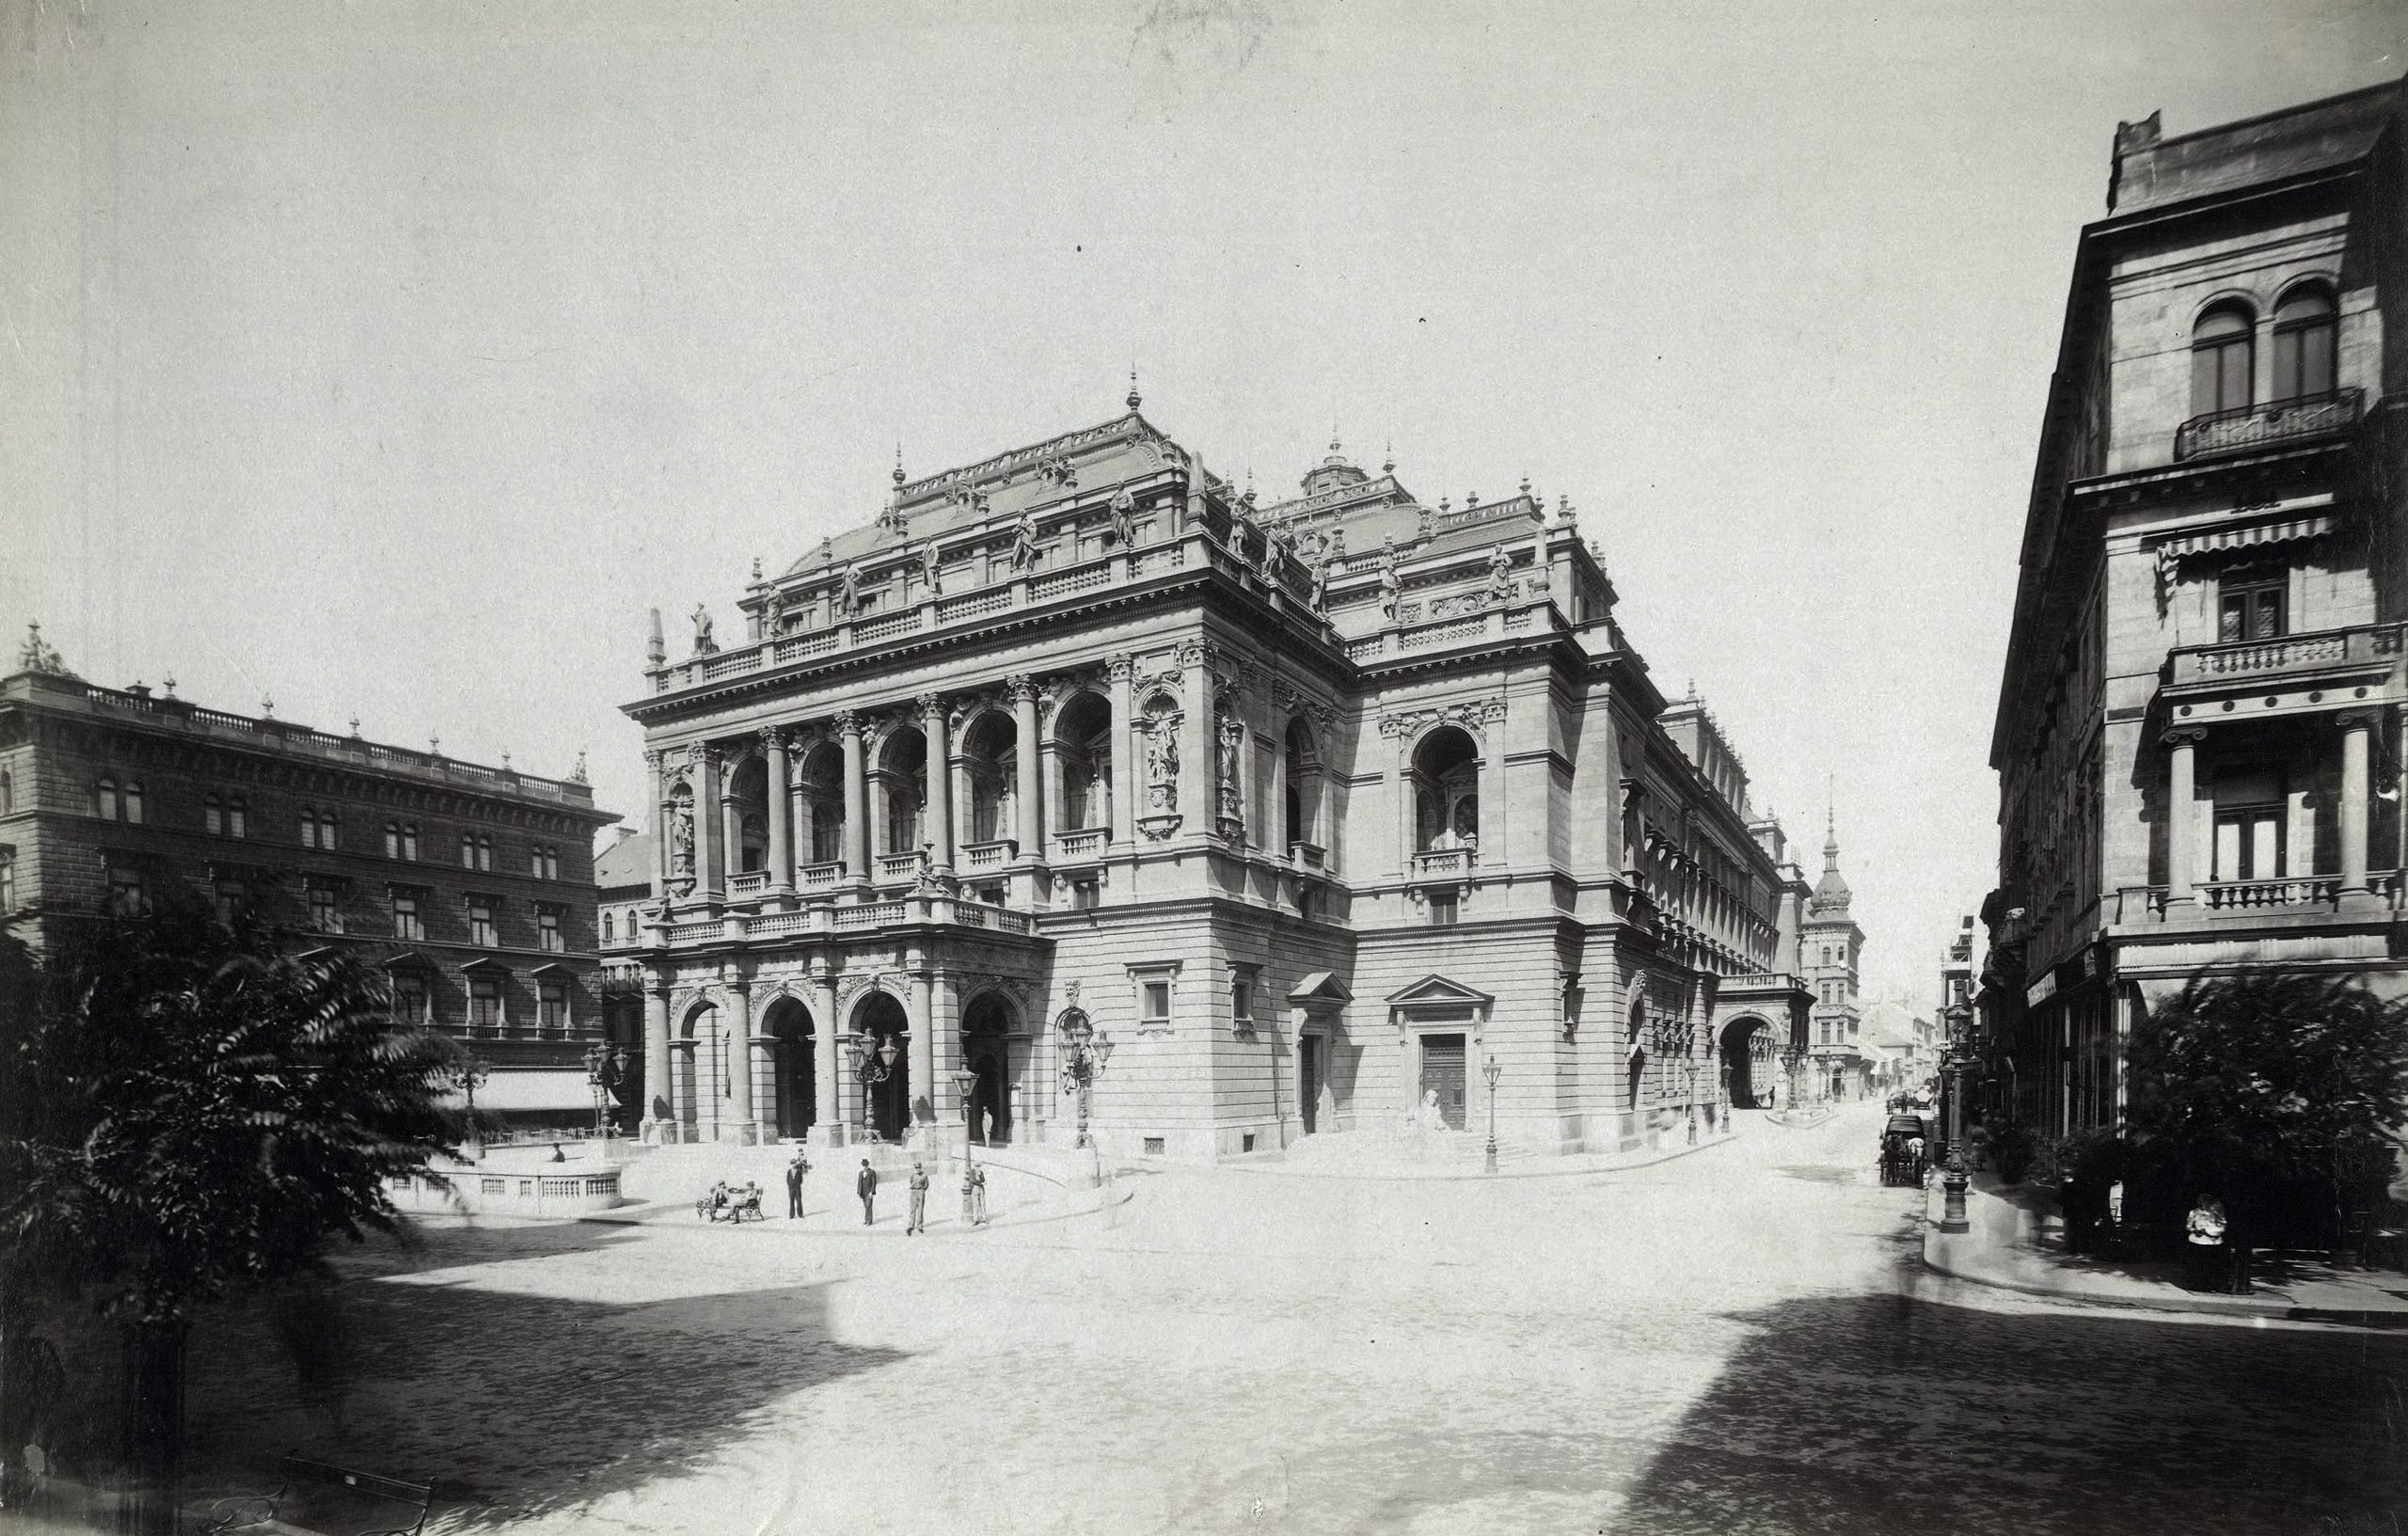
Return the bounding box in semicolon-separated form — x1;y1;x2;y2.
447;1050;491;1154
582;1041;628;1140
1686;1059;1701;1145
1058;1019;1115;1149
845;1032;899;1144
1481;1054;1502;1173
953;1063;978;1219
1937;1043;1972;1233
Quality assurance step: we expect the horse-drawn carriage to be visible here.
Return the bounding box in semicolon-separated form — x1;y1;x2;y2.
1877;1114;1931;1187
697;1181;766;1223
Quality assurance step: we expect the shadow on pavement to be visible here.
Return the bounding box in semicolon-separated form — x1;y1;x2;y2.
1614;1291;2408;1536
179;1232;907;1528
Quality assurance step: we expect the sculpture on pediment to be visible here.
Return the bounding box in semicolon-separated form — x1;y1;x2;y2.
1483;543;1514;606
1378;554;1400;623
837;564;863;614
1011;512;1040;570
689;604;717;656
1109;484;1137;547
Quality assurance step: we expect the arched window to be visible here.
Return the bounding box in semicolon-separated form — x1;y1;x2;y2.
320;809;338;850
300;808;319;848
385;820;401;858
94;778;118;821
121;782;143;825
2190;301;2255;416
2272;284;2337;403
1411;728;1480;852
402;822;418;861
603;911;616;943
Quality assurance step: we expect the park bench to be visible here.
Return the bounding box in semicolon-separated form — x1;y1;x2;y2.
200;1453;436;1536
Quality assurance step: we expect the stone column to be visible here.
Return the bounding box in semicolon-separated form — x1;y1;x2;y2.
1108;653;1136;847
909;967;936;1135
764;727;794;893
1011;676;1043;858
2341;712;2373;895
1180;644;1214;831
725;979;755;1142
921;694;954;874
813;971;842;1145
643;982;673;1133
699;748;726;898
648;750;673;892
839;711;869;886
2163;730;2202;907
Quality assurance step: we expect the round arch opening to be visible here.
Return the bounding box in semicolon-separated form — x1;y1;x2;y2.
850;990;911;1141
961;991;1019;1146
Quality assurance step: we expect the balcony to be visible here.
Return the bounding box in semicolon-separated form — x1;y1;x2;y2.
1410;846;1474;881
800;861;847;893
1290;840;1326;873
962;838;1019;871
2115;872;2401;924
2162;621;2404;719
875;850;929;886
727;870;770;899
658;892;1037;948
2173;388;2361;463
1051;828;1106;863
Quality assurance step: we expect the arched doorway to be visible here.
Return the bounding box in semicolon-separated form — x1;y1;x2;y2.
1412;726;1480;852
852;990;911;1141
677;999;723;1138
762;995;816;1141
961;991;1016;1145
1719;1016;1773;1107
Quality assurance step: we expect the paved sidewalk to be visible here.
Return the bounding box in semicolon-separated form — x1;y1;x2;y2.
1923;1172;2408;1325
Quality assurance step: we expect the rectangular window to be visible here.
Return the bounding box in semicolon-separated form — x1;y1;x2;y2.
468;900;497;947
228;802;246;839
545;847;559;880
461;834;476;869
402;825;418;861
1143;980;1170;1023
1071;878;1100;911
391;973;428;1026
468;977;501;1034
1231;973;1254;1028
208;800;225;836
2218;574;2286;642
300;812;317;849
392;891;424;942
537;909;563;953
531;846;546;878
213;879;244;926
1428;892;1459;926
319;813;337;851
385;823;401;859
2213;806;2284;881
538;979;568;1034
308;885;341;934
0;847;14;911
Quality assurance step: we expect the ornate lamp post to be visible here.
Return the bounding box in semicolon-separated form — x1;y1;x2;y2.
1481;1054;1502;1173
582;1041;629;1140
845;1032;899;1144
1059;1017;1115;1149
1685;1059;1701;1145
447;1050;491;1155
953;1063;978;1218
1937;1042;1972;1233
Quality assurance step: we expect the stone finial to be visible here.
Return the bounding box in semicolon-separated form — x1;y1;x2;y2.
1382;441;1395;474
163;674;178;697
647;607;666;667
349;715;361;736
1127;369;1142;412
894;442;907;486
261;695;275;718
572;750;589;784
430;735;442;757
751;556;763;583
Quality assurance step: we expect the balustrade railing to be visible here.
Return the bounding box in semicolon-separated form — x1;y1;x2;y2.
1411;846;1474;879
727;870;770;898
2166;621;2405;689
2173;388;2362;462
874;851;928;884
1051;828;1106;862
2202;876;2339;911
962;839;1017;871
800;861;847;891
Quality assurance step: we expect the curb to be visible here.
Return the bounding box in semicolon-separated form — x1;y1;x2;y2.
1920;1226;2408;1328
1209;1123;1747;1183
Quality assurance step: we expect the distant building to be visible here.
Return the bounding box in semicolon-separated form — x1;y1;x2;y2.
1986;78;2408;1135
0;625;620;1127
1859;1000;1935;1093
1801;816;1870;1100
616;399;1816;1159
596;826;655;1114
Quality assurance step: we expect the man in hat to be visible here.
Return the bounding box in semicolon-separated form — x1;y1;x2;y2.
856;1158;878;1227
907;1158;931;1235
785;1147;811;1220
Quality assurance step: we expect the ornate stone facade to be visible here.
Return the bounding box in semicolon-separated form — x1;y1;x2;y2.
620;407;1814;1158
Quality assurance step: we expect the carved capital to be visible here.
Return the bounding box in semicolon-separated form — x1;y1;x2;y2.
1007;674;1039;705
2337;710;2381;732
916;692;945;720
758;725;790;754
2160;726;2208;749
1105;652;1135;683
835;709;865;737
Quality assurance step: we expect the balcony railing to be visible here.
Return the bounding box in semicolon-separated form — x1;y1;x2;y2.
874;850;929;885
2165;621;2403;689
1290;841;1326;872
655;893;1037;946
2173;388;2361;463
961;838;1017;871
1051;828;1106;863
727;870;770;898
800;861;847;892
1411;846;1474;880
2115;871;2402;922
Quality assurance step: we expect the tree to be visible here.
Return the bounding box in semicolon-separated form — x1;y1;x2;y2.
0;896;466;1528
2125;969;2408;1270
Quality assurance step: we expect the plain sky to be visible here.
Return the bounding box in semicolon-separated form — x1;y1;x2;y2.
5;0;2402;1009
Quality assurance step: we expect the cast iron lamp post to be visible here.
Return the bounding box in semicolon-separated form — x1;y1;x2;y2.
1481;1054;1502;1173
582;1041;628;1139
1938;1042;1972;1233
1686;1059;1702;1145
845;1032;899;1144
447;1051;491;1154
1059;1019;1115;1149
954;1063;978;1218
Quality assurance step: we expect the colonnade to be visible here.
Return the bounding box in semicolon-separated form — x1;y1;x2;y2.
2160;710;2378;905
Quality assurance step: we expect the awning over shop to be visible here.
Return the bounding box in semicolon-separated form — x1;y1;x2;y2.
2153;515;2334;575
446;1069;595;1114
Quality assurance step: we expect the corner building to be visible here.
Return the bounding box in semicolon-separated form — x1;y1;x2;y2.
624;397;1814;1160
1986;78;2408;1135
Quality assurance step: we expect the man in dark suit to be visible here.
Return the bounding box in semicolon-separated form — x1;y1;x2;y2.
785;1148;811;1219
856;1158;879;1226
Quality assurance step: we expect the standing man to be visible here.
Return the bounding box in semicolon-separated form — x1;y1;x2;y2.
968;1163;989;1227
856;1158;879;1227
785;1148;811;1220
907;1159;930;1235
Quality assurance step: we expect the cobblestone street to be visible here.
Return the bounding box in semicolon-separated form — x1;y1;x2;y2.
181;1106;2408;1535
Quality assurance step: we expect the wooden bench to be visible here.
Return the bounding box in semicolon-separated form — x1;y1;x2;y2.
201;1453;436;1536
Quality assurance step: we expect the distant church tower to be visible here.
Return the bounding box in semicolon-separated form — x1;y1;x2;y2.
1801;809;1867;1100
